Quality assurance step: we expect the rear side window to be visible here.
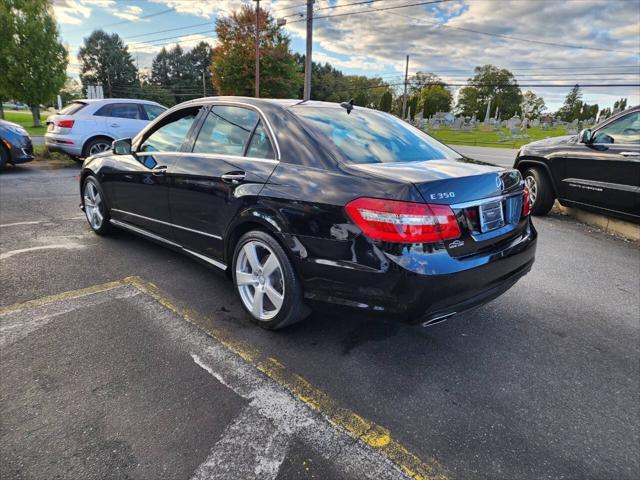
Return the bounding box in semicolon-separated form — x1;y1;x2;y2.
59;102;86;115
193;106;258;155
108;103;142;120
139;107;201;153
291;106;459;164
143;104;166;121
246;121;275;159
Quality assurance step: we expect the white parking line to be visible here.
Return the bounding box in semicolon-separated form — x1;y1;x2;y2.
189;350;410;480
0;243;86;260
0;216;85;228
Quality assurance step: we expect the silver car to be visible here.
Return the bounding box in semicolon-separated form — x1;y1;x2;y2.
45;98;166;159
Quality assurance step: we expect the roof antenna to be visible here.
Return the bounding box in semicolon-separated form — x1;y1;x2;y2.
340;99;354;114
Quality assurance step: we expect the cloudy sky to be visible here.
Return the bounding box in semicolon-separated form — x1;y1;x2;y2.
52;0;640;111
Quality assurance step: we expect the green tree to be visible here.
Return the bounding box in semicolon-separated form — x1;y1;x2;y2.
558;85;582;121
420;84;452;118
78;30;138;98
613;98;628;111
456;65;522;119
138;83;174;107
212;5;300;97
0;0;67;126
520;90;546;118
379;91;392;112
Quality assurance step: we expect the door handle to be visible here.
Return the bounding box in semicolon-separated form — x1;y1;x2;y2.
221;172;245;184
152;165;168;176
620;151;639;157
110;124;120;128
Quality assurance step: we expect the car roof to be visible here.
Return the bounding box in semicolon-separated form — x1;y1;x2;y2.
72;98;162;105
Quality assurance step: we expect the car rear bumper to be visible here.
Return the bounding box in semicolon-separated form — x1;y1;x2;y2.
284;221;537;324
45;134;83;156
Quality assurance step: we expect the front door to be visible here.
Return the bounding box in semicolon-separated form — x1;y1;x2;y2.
169;105;278;261
109;106;203;239
561;111;640;219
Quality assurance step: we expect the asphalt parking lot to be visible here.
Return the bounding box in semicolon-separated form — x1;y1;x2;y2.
1;160;638;480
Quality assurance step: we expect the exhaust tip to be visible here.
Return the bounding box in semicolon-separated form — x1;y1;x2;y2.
421;311;457;327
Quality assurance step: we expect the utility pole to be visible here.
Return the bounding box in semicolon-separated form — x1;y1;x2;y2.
254;0;260;98
401;55;409;119
303;0;314;101
202;70;206;97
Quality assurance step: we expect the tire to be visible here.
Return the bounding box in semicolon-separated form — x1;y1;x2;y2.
82;176;112;235
0;146;8;172
82;137;112;158
524;167;555;216
232;230;310;330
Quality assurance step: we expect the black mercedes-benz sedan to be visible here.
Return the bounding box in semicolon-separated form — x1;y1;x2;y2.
79;97;536;329
515;105;639;223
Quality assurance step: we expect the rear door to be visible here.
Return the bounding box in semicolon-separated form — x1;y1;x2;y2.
168;104;278;260
108;106;203;239
561;111;640;218
105;103;148;139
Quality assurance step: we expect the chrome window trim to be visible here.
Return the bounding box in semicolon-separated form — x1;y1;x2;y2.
450;191;522;210
111;208;223;240
136;151;183;157
179;152;278;165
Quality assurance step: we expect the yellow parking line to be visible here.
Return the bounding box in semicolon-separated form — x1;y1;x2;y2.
1;276;449;480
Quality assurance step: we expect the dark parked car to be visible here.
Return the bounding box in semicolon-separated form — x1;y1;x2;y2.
515;106;639;223
0;119;34;171
79;97;536;329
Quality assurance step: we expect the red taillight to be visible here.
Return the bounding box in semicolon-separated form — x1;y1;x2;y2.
56;119;74;128
345;197;461;243
522;187;531;217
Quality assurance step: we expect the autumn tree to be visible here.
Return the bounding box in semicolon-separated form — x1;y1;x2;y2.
212;5;300;97
1;0;67;125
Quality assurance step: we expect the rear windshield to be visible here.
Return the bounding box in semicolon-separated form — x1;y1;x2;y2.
58;102;87;115
291;106;460;164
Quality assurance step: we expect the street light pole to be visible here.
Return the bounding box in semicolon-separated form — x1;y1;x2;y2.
303;0;314;101
255;0;260;98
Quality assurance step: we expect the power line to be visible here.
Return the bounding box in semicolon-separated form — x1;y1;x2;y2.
289;0;453;22
123;22;212;40
98;7;175;29
127;30;216;49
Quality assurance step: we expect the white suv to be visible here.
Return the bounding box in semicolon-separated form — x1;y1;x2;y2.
45;98;166;159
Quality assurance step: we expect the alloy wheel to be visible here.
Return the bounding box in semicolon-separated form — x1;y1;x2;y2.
525;175;538;206
83;181;104;230
235;240;285;321
88;142;111;156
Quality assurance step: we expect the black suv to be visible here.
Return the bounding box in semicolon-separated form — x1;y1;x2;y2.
514;106;639;223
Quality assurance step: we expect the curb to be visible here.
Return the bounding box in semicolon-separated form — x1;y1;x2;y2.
552;202;640;242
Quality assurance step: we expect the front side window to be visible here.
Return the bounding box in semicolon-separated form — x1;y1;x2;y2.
594;112;640;145
193;106;258;155
139;108;200;153
246;121;275;159
291;106;460;164
109;103;142;120
144;104;166;121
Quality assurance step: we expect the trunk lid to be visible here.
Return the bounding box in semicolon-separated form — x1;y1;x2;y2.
346;158;528;256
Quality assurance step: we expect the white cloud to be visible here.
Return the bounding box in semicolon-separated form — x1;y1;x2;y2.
112;5;144;22
53;0;92;25
149;0;247;19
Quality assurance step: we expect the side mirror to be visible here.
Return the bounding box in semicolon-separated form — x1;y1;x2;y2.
579;128;592;144
112;138;132;155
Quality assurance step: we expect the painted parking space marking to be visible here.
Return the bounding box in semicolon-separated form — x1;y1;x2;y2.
0;216;86;228
0;277;449;480
0;242;87;260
